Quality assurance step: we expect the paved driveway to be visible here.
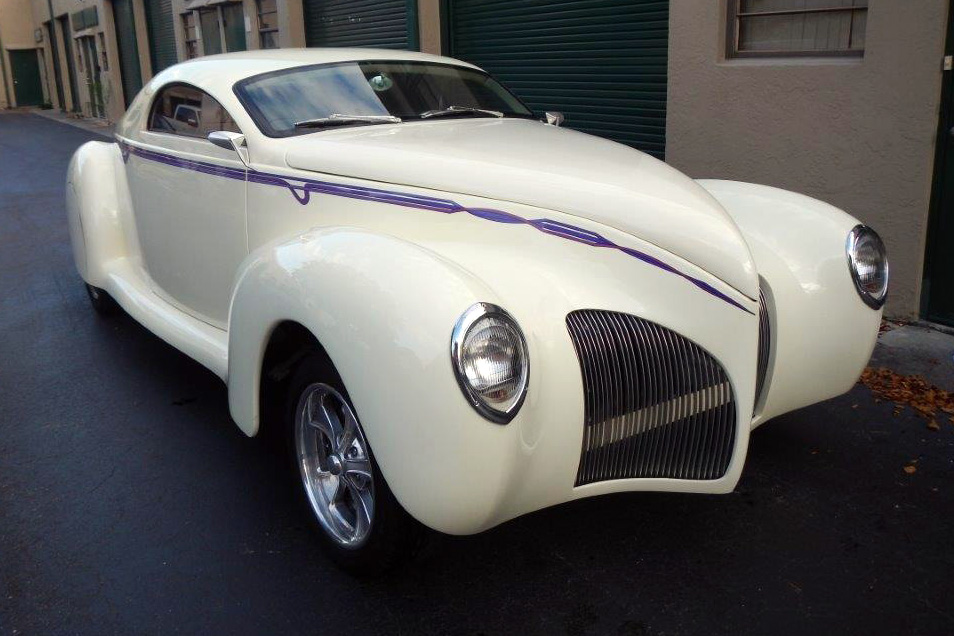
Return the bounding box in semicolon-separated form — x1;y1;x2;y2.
1;112;952;635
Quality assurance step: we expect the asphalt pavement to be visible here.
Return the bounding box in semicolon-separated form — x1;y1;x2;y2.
1;112;953;635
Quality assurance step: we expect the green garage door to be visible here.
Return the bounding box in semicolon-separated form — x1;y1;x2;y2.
303;0;417;49
112;0;142;107
145;0;178;74
447;0;669;158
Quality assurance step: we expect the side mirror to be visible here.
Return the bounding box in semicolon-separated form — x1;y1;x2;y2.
545;111;565;127
207;131;249;167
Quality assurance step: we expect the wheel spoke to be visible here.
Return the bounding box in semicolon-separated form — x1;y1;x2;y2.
338;408;358;453
345;477;374;537
304;393;335;440
328;500;356;537
318;399;343;439
343;457;372;480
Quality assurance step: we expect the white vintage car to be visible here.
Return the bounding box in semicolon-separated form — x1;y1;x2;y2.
66;49;888;571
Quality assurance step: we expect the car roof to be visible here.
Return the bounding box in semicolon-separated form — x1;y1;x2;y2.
157;48;481;88
119;48;485;143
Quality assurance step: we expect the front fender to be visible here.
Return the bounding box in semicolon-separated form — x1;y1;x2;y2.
697;180;881;426
227;227;525;534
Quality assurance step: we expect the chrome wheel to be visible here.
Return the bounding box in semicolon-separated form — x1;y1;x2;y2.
295;383;374;548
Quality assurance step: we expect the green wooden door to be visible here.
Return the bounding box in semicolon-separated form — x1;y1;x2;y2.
199;8;223;55
112;0;143;107
222;3;247;52
145;0;178;73
303;0;417;49
9;49;43;106
446;0;669;159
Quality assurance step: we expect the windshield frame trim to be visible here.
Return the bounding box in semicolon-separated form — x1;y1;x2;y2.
232;59;535;139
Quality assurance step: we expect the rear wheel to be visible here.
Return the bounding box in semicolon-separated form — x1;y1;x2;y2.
285;353;425;574
85;283;119;316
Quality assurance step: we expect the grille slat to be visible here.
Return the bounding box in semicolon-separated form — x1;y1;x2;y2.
567;310;737;485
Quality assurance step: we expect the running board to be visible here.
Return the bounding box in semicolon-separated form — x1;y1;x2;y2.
101;258;229;380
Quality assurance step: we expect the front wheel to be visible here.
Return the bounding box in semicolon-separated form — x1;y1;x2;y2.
85;283;119;316
285;353;425;574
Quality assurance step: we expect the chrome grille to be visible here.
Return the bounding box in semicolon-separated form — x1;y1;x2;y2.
756;287;771;408
566;310;736;485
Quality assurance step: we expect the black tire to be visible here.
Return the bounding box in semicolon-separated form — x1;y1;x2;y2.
284;351;426;574
85;283;119;316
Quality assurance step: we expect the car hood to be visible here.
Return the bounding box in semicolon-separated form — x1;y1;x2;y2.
283;118;756;297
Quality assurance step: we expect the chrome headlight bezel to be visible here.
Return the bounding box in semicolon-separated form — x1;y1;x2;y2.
450;303;529;424
846;225;889;310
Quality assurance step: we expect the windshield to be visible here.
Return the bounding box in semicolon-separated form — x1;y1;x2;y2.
234;61;534;137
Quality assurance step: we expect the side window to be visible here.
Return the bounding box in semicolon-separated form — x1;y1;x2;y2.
149;83;241;139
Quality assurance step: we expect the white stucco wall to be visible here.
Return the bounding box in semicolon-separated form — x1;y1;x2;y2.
667;0;948;318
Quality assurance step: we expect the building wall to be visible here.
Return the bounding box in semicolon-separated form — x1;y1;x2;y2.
667;0;948;319
5;0;948;319
418;0;439;54
0;0;41;108
27;0;130;121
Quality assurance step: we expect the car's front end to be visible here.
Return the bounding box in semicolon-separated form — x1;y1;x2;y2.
375;180;886;535
214;50;887;559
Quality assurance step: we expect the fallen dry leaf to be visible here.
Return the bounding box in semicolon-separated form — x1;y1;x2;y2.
860;367;954;425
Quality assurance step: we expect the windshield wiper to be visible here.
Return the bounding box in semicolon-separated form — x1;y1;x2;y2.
419;106;504;120
294;114;403;129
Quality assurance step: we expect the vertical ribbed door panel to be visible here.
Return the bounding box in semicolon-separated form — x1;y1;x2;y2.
145;0;178;74
112;0;143;107
447;0;669;158
303;0;411;49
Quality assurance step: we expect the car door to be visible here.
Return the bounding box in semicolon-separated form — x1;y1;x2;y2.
127;82;247;329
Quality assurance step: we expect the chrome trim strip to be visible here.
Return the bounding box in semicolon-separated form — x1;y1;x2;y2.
756;286;771;409
846;224;889;310
450;302;529;424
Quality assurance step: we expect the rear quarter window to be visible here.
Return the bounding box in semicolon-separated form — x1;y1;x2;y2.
149;83;241;138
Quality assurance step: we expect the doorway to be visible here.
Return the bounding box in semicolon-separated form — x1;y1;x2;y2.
77;36;104;118
56;15;80;113
924;1;954;326
8;49;43;106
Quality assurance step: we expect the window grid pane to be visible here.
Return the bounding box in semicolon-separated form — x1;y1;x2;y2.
731;0;867;56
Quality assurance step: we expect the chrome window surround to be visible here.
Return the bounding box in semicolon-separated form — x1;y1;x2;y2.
450;302;529;425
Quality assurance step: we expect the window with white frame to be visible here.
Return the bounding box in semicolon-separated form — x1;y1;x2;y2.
257;0;278;49
727;0;868;58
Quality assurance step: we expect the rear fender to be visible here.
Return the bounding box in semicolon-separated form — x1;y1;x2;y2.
65;141;137;286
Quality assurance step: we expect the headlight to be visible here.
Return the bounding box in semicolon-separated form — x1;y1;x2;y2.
846;225;889;309
450;303;529;424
